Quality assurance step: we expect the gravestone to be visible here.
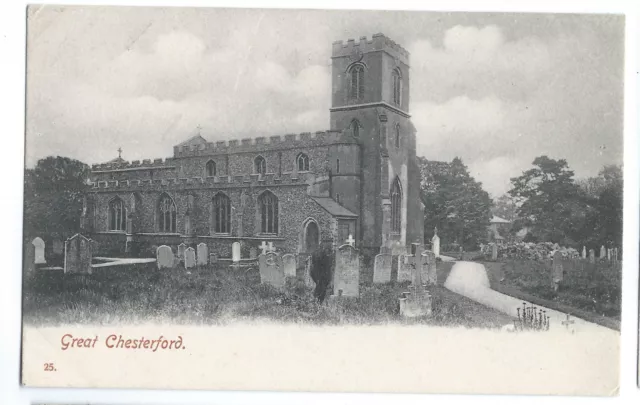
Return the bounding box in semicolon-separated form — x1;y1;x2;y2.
373;253;392;284
32;237;46;264
582;246;587;259
282;254;296;277
607;248;611;261
177;243;187;261
334;243;360;297
156;245;174;269
397;254;412;282
491;243;498;260
431;228;440;258
249;247;258;259
184;247;196;269
552;250;563;291
196;243;208;266
421;250;437;285
258;252;285;288
600;245;606;259
613;247;619;262
232;242;241;263
209;253;218;264
64;233;93;275
304;256;314;287
589;248;595;263
408;255;421;286
24;242;36;280
52;239;63;255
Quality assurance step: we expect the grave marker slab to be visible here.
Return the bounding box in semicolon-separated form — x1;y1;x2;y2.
258;252;285;288
373;253;392;284
156;245;174;269
232;242;241;263
209;253;218;264
491;243;498;260
552;250;563;290
197;243;208;266
184;247;196;269
282;254;296;277
32;237;46;264
24;242;36;280
64;233;93;275
421;250;437;285
431;230;440;258
589;249;595;263
52;239;63;255
249;247;258;259
397;254;412;282
177;243;187;261
582;246;587;259
334;243;360;297
600;245;606;259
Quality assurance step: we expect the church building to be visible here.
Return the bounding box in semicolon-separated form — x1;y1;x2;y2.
83;34;425;262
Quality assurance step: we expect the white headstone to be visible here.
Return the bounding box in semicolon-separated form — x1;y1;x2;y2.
184;247;196;269
582;246;587;259
197;243;208;266
607;248;611;261
373;253;392;284
600;245;606;259
32;237;46;264
334;243;360;297
282;254;296;277
259;240;269;255
431;230;440;258
232;242;241;263
156;245;174;269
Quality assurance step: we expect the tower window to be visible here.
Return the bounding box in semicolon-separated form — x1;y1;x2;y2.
336;158;340;174
297;153;310;172
336;193;341;204
254;155;267;174
206;160;216;177
392;68;402;107
395;124;401;148
108;197;126;231
259;191;279;234
212;192;231;233
350;120;360;138
158;194;177;233
391;177;402;234
348;64;365;101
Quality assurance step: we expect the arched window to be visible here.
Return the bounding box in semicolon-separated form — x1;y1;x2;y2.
212;193;231;234
297;153;310;172
392;68;402;107
108;197;126;231
350;120;360;138
391;177;402;234
394;124;401;148
206;160;216;177
259;191;278;234
348;64;365;100
158;194;177;233
254;155;266;175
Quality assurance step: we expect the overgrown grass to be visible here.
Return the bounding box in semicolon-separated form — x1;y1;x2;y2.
23;263;513;328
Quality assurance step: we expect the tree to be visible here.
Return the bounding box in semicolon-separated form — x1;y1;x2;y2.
419;157;493;250
492;194;518;222
508;156;589;245
24;156;91;239
579;165;623;249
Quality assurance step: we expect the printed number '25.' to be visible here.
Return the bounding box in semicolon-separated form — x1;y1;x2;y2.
44;363;56;371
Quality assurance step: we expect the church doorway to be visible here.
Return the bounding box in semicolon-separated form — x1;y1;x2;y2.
303;220;320;253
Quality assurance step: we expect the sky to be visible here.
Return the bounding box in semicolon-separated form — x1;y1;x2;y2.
25;6;625;197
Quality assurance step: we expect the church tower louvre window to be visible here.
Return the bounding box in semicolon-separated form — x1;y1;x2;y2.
391;177;402;234
205;160;216;177
394;124;401;148
348;63;365;101
254;155;267;175
297;153;310;172
392;68;402;107
350;119;360;138
108;197;126;231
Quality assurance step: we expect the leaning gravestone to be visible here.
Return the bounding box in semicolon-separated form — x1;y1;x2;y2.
552;250;563;291
184;247;196;269
32;237;46;264
421;250;437;285
232;242;241;263
64;234;93;275
177;243;187;261
196;243;208;266
397;254;412;283
156;245;174;269
258;251;285;288
589;248;596;264
373;253;392;284
282;254;296;277
334;243;360;297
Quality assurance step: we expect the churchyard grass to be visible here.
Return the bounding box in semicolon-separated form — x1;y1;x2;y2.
23;263;512;328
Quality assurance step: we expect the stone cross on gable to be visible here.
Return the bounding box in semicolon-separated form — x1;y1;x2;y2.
117;147;123;158
346;234;355;247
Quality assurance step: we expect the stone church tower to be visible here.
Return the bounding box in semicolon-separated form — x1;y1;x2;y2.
329;34;424;256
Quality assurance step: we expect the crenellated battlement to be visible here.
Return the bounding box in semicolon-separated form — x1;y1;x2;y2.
91;158;177;172
332;33;409;61
172;129;355;158
89;171;318;191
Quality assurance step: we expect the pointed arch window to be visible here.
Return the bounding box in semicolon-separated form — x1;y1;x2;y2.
394;124;401;148
206;160;216;177
297;153;310;172
254;155;266;175
392;68;402;107
259;191;279;234
350;119;360;138
108;197;126;231
158;194;177;233
212;192;231;234
391;177;402;234
348;63;365;101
